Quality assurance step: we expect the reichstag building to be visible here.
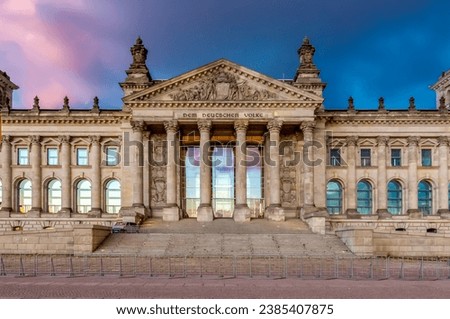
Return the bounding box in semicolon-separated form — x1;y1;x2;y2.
1;37;450;231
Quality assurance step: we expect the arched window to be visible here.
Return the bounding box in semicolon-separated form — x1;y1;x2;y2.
76;179;91;214
387;180;402;215
357;180;372;214
326;180;343;214
18;179;32;213
47;179;61;213
448;182;450;210
105;179;121;214
418;180;432;215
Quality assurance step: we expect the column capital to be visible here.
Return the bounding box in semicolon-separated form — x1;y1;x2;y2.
439;136;449;146
345;136;358;146
89;135;101;145
300;121;315;132
29;135;41;145
407;136;420;146
1;135;11;145
197;120;212;133
377;136;389;146
267;119;283;133
131;120;145;132
58;135;71;144
234;120;248;132
143;130;151;141
164;120;178;133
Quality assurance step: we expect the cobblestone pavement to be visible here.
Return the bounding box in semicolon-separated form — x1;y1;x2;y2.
0;276;449;299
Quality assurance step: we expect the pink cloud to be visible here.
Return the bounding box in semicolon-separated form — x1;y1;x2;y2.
0;0;112;109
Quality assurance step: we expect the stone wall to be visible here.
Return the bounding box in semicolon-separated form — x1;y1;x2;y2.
0;217;116;232
335;227;450;257
0;225;111;255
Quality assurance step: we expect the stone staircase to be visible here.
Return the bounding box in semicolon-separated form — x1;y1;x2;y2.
94;219;352;257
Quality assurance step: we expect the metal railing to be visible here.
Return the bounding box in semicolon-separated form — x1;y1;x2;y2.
0;255;449;280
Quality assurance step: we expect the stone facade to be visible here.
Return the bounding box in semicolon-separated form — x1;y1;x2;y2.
1;36;450;246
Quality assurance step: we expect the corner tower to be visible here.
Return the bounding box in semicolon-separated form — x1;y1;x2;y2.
431;69;450;109
0;70;19;113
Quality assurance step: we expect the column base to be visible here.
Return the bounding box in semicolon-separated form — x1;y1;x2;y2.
376;209;392;219
407;209;422;219
265;205;285;222
345;208;360;219
197;204;213;222
163;205;181;222
119;205;147;224
437;209;450;219
57;207;72;217
233;204;251;222
88;208;102;218
0;207;12;217
27;208;42;217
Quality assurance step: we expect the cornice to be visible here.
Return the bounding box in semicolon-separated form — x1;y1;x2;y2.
125;101;321;109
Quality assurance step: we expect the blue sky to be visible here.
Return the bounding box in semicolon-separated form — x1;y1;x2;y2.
1;0;449;110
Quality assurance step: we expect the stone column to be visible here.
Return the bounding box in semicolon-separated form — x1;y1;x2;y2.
131;121;145;210
58;136;72;215
377;136;389;217
89;136;102;216
345;136;358;214
196;120;213;222
143;131;152;217
0;135;12;216
301;121;316;214
28;135;42;216
233;120;250;222
163;120;181;221
438;136;449;214
407;136;420;214
265;119;284;221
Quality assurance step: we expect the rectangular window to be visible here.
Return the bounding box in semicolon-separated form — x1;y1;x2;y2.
360;148;371;167
421;149;432;167
47;148;58;165
77;148;88;166
391;149;401;167
329;148;341;166
106;147;119;166
17;148;29;165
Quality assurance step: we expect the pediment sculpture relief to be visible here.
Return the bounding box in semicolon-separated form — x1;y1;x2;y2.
170;70;277;101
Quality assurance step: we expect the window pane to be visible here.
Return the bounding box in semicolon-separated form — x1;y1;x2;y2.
418;181;432;215
48;180;61;213
77;180;91;213
77;148;88;165
47;148;58;165
330;148;341;166
105;180;121;214
387;181;402;215
326;181;342;214
421;149;432;166
106;147;119;166
391;149;401;166
357;181;372;214
360;149;371;167
18;148;28;165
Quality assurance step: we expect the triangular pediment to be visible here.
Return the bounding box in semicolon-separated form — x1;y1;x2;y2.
123;59;323;105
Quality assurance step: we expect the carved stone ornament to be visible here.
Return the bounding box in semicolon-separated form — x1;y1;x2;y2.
58;136;70;144
438;136;449;146
267;119;283;133
197;120;212;132
170;70;277;101
346;136;358;146
1;135;11;145
300;121;316;132
131;120;145;132
89;136;100;145
298;37;316;69
130;37;148;66
150;134;167;207
33;96;40;110
29;135;41;144
407;136;420;146
234;120;248;132
62;96;70;111
164;120;178;133
377;136;389;146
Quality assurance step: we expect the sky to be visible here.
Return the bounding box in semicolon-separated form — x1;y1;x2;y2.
1;0;449;110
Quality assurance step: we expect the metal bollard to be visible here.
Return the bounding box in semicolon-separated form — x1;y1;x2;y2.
249;256;253;278
183;256;186;278
419;257;424;280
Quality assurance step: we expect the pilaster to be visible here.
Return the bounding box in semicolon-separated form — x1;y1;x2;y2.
345;136;358;215
376;136;390;218
88;135;102;216
438;136;449;214
28;135;42;217
407;136;420;214
58;136;72;216
301;121;316;215
0;135;12;216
